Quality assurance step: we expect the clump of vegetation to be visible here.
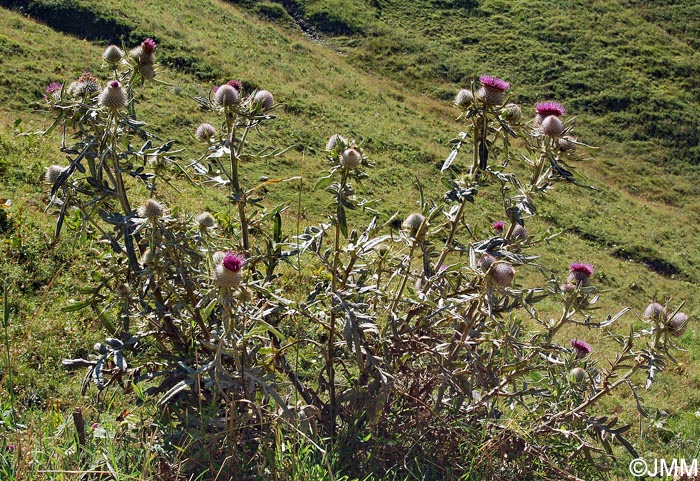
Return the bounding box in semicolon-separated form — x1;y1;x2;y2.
25;37;689;480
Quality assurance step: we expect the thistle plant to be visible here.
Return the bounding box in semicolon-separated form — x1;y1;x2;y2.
42;39;688;480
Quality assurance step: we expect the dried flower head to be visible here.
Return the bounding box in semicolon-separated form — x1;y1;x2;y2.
98;80;128;109
253;89;274;110
214;84;240;107
478;75;510;105
325;134;347;151
340;147;362;169
196;212;216;229
195;123;216;142
375;243;390;258
45;164;65;184
116;283;130;297
643;302;666;322
103;45;124;65
570;339;592;358
69;72;100;97
490;262;515;287
141;248;154;267
568;263;594;286
493;221;505;233
455;88;474;108
541;115;564;137
666;312;688;337
138;199;164;219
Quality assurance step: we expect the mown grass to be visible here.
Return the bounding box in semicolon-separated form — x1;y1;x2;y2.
0;0;699;478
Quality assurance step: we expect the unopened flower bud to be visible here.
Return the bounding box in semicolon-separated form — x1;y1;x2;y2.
325;134;347;151
138;63;156;80
195;123;216;142
512;224;528;241
196;212;216;229
643;302;666;322
489;262;515;287
45;165;66;184
479;254;496;272
666;312;688;337
340;148;362;169
138;199;164;219
502;103;522;123
455;88;473;108
569;367;587;383
558;135;577;151
402;213;426;236
253;89;274;110
214;84;240;107
103;45;124;65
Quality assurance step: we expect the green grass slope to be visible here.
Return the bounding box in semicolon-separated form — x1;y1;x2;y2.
0;0;699;477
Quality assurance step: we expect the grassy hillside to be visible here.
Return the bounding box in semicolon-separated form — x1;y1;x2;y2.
0;0;699;478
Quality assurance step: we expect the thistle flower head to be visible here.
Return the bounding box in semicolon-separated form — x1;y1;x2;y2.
479;75;510;92
502;103;522;123
490;262;515;287
493;221;505;232
536;101;566;117
103;45;124;65
141;38;157;54
643;302;666;322
570;339;592;357
45;82;63;100
195;123;216;142
98;80;127;109
45;164;66;184
325;134;347;151
253;89;274;110
541;115;564;137
666;312;689;337
512;224;528;240
560;282;576;293
137;199;164;219
340;147;362;169
402;213;426;233
196;212;216;229
569;367;587;383
558;135;577;151
223;252;245;272
479;254;496;272
138;63;156;80
227;79;243;92
214;84;240;107
455;88;474;108
568;263;594;285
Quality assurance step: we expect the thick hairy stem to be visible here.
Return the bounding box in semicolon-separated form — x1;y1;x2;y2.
328;222;341;438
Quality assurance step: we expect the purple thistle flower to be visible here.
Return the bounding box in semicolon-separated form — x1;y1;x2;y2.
46;82;62;95
535;101;566;117
569;263;594;277
568;263;594;286
493;221;505;232
227;79;243;92
570;339;592;357
91;422;99;430
479;75;510;91
109;80;120;88
7;444;15;452
142;38;157;54
223;252;245;272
